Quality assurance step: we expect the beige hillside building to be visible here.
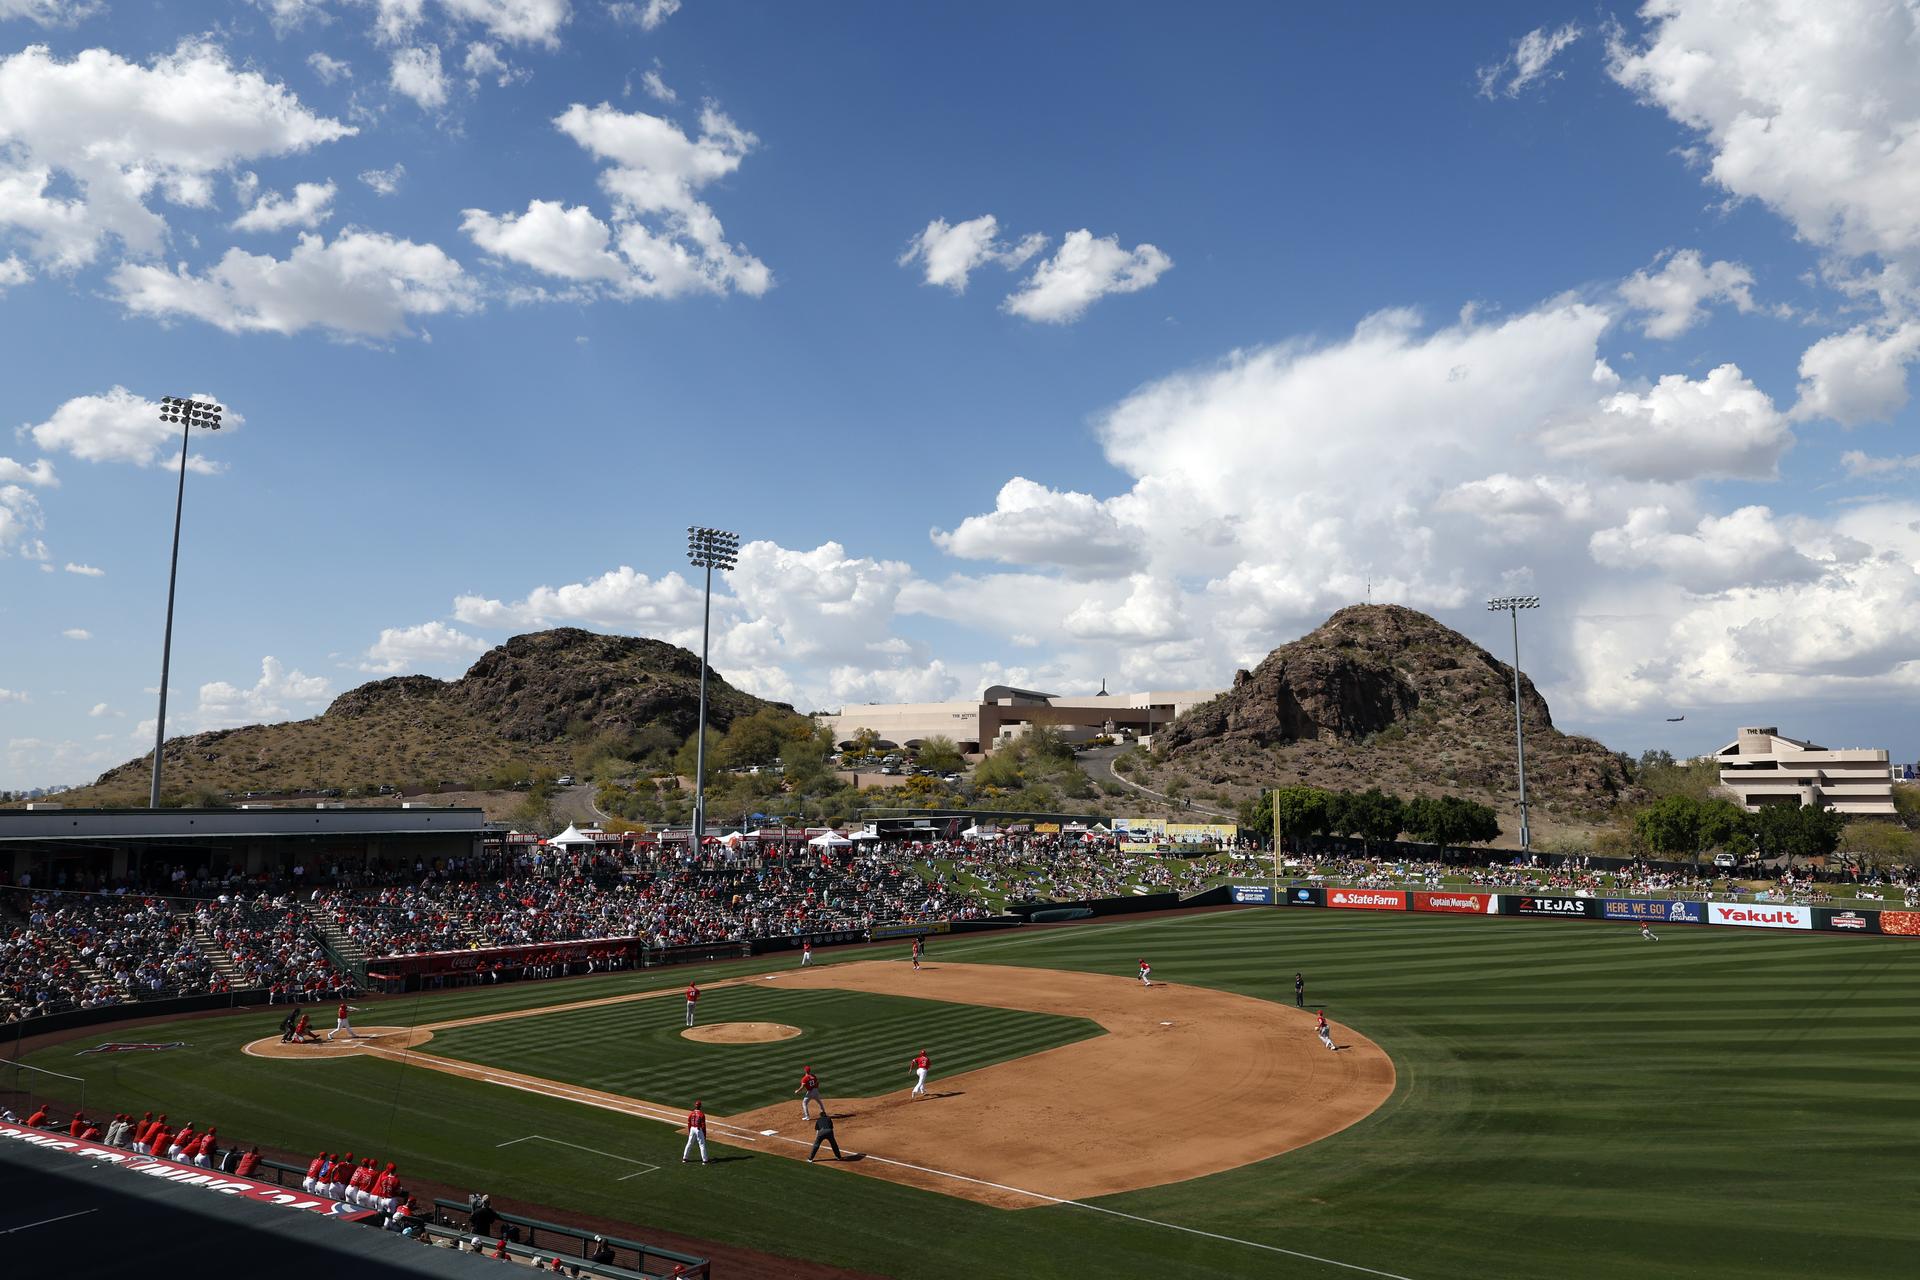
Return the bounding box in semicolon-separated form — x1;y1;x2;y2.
820;684;1223;754
1715;727;1897;816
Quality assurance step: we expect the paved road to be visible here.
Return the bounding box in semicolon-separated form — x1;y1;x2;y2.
1077;744;1235;818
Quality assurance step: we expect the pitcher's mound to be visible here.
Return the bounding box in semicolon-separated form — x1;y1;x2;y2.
244;1026;433;1060
682;1022;802;1044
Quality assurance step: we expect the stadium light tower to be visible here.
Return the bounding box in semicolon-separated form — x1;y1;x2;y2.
149;396;224;810
1487;595;1540;852
687;526;740;849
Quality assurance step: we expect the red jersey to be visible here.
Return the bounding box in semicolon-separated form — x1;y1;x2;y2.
195;1133;216;1156
1139;961;1151;974
374;1171;397;1197
68;1116;85;1136
1316;1012;1327;1028
686;1108;706;1132
337;1002;350;1020
685;984;699;1003
236;1152;259;1176
800;1070;817;1090
148;1127;170;1155
912;1053;929;1071
171;1126;195;1151
307;1154;327;1178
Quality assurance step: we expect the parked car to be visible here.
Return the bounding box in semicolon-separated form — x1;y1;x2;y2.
1712;852;1738;868
557;775;576;786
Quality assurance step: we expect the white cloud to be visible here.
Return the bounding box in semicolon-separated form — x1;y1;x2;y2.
454;564;703;630
1540;363;1791;482
0;2;99;26
1618;248;1765;339
462;41;523;88
361;620;488;673
462;100;770;299
22;387;239;469
0;484;46;557
196;656;331;729
0;41;353;268
307;51;352;84
1789;322;1920;425
359;163;406;196
61;627;89;639
0;456;56;486
1478;22;1581;98
1608;0;1920;262
63;561;103;576
231;179;335;233
0;255;29;290
640;67;676;104
110;230;479;340
898;215;1046;292
608;0;678;31
931;477;1141;572
87;701;112;716
389;44;449;110
1840;449;1920;478
251;0;330;32
1002;230;1171;323
1433;472;1596;540
0;689;28;704
439;0;571;46
1589;505;1829;594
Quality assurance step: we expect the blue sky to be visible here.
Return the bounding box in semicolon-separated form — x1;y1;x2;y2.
3;0;1918;789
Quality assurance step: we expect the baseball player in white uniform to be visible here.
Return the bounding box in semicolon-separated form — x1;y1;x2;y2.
795;1066;823;1119
327;1001;361;1041
682;1100;708;1165
1315;1009;1334;1050
1138;958;1152;987
910;1049;930;1099
801;939;813;966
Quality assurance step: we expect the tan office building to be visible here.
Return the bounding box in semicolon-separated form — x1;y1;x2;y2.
820;684;1223;754
1715;727;1897;816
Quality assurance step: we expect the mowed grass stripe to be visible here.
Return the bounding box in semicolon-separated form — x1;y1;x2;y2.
421;986;1102;1114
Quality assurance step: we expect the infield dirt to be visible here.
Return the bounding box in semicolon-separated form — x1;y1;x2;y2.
242;959;1393;1208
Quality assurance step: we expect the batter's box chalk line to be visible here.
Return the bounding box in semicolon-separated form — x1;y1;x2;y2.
495;1134;661;1180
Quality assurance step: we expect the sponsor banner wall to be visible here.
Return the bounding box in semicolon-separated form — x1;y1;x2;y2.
1230;886;1275;905
0;1125;374;1218
1285;885;1324;907
1412;891;1494;915
1166;822;1239;844
1326;887;1407;911
1601;898;1705;925
1501;894;1599;919
1815;907;1880;935
1880;911;1920;938
1706;901;1811;931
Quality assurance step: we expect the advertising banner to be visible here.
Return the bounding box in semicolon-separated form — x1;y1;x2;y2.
1230;885;1275;905
1880;911;1920;938
1326;887;1407;911
0;1125;375;1219
1705;901;1811;930
1285;885;1324;907
1601;898;1705;925
1166;822;1239;845
1412;891;1494;914
1502;894;1599;919
1114;818;1165;845
1814;907;1880;934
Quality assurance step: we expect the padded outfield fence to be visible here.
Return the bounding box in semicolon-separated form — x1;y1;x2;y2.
1232;882;1920;936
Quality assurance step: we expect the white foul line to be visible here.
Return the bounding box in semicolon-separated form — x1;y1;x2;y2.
4;1209;99;1234
494;1133;659;1180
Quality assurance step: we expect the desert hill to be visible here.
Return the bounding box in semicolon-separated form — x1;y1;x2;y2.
65;628;788;806
1145;604;1634;842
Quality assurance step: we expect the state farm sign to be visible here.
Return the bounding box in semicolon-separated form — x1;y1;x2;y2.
1412;891;1492;914
1707;901;1811;931
1326;888;1405;911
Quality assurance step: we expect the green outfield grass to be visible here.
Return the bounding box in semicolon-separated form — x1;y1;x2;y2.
15;911;1920;1280
424;983;1102;1113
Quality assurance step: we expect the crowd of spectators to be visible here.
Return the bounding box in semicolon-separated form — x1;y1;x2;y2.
193;892;345;1001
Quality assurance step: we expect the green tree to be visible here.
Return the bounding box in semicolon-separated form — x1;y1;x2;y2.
1634;794;1705;860
1841;820;1920;871
719;707;811;770
840;727;882;763
673;727;725;780
1343;788;1404;848
1893;783;1920;832
1749;804;1846;866
915;736;965;774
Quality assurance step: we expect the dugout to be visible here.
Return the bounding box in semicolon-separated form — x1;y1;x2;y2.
0;807;488;889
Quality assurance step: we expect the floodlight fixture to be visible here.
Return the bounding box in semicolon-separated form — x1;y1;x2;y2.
1487;594;1543;850
686;526;741;846
148;395;227;809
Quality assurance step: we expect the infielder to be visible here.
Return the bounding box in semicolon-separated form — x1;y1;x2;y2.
1315;1009;1334;1051
801;939;813;966
911;937;923;971
682;1100;709;1165
685;981;701;1027
327;1000;361;1041
1138;958;1152;987
795;1065;822;1119
910;1049;930;1099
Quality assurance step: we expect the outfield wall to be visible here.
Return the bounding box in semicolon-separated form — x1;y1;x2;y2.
1271;883;1918;937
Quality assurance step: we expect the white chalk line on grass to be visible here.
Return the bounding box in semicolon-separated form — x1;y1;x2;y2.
496;1133;659;1180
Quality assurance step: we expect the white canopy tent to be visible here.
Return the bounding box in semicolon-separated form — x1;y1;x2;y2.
547;824;597;850
961;824;1004;841
808;831;854;849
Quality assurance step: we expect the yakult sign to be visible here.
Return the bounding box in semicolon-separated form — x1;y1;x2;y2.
1706;901;1811;931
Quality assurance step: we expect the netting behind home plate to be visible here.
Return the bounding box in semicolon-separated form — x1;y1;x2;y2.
0;1060;84;1119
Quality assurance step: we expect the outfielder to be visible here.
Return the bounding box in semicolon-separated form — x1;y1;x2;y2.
327;1000;361;1041
910;1049;930;1099
1138;958;1152;987
1640;924;1659;942
685;981;701;1027
682;1100;709;1165
795;1065;822;1119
